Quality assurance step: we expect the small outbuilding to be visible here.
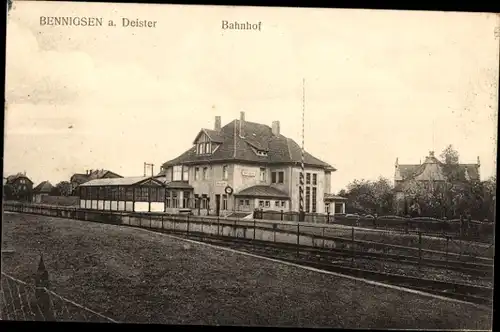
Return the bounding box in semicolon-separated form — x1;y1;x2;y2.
33;181;54;203
77;176;167;213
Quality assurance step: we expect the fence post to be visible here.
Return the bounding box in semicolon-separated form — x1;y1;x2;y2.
322;227;325;248
34;255;55;321
253;219;256;240
418;232;422;269
445;236;449;274
187;214;190;234
351;227;355;265
281;210;284;221
217;215;220;236
296;224;300;257
149;214;152;229
234;220;237;238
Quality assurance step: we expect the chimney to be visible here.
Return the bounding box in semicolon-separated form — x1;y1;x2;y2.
271;121;280;136
214;116;221;131
239;111;245;137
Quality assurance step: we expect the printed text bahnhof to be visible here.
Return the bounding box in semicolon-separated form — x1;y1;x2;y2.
39;16;157;28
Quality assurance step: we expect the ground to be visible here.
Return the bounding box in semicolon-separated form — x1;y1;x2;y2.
1;212;493;329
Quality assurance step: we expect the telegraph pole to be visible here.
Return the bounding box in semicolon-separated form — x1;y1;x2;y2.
299;78;306;222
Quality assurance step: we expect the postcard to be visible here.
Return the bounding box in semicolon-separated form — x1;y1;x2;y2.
3;1;498;329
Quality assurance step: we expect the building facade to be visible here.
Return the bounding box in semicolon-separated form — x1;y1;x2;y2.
4;172;34;202
157;112;341;216
394;151;481;214
32;181;54;203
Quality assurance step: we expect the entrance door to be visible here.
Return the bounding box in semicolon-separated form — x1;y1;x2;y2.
215;194;221;216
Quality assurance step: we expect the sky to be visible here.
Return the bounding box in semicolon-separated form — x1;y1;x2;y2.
4;2;499;193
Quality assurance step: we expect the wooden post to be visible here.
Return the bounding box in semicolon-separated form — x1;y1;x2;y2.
418;232;422;268
148;186;151;213
445;236;449;274
217;215;220;236
187;214;190;234
34;255;55;321
322;227;325;248
253;219;256;240
164;188;167;213
351;226;355;265
459;239;462;261
234;220;237;238
132;186;136;213
280;210;284;221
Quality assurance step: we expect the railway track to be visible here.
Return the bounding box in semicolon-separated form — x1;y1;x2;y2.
157;228;493;277
165;230;493;307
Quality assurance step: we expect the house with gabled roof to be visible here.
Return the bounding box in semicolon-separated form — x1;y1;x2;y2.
33;181;54;203
394;150;481;214
4;172;34;201
157;112;340;216
69;169;123;194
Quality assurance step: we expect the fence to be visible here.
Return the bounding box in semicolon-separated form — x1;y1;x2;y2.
4;202;495;264
0;255;118;323
255;209;495;244
40;195;80;207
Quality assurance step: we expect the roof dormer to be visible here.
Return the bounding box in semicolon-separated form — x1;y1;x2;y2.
193;128;223;155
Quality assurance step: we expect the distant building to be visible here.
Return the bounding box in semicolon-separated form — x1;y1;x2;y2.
70;169;122;194
33;181;54;203
157;112;344;216
4;172;34;202
394;151;481;214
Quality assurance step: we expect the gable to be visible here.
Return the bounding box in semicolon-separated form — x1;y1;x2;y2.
193;130;210;144
102;171;122;179
137;178;164;187
6;175;33;185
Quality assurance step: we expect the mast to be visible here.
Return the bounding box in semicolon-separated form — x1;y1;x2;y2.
299;78;305;221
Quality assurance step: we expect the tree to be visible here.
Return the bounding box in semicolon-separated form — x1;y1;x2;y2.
440;144;460;165
3;183;14;200
343;177;394;215
478;176;496;222
51;181;71;196
402;179;436;217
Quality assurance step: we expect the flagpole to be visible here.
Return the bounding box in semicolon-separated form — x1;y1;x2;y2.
299;78;305;222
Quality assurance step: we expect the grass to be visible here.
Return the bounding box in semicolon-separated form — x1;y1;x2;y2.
1;212;493;329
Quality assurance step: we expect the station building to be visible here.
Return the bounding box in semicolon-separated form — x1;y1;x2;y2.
156;112;345;216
